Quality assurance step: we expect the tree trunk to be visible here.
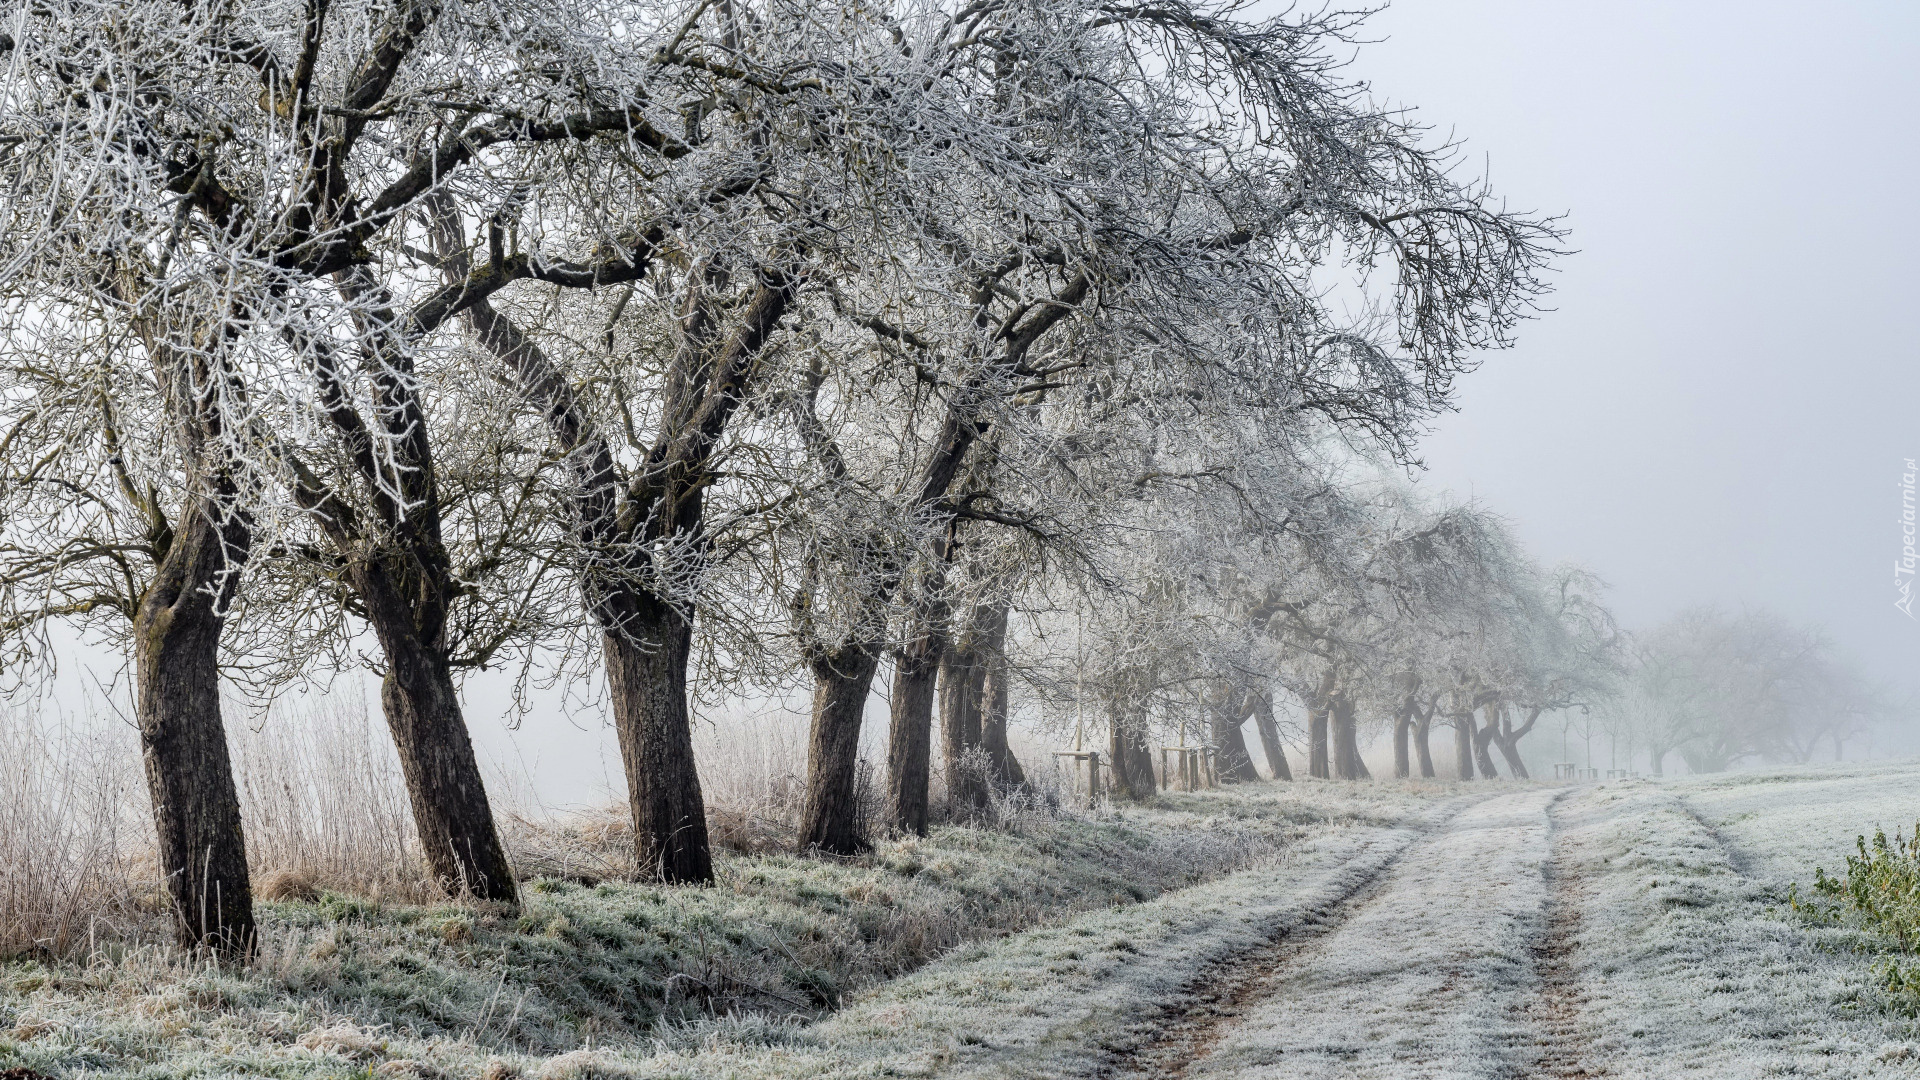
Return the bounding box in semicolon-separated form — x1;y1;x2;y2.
377;636;518;900
604;610;712;883
1108;706;1157;799
133;499;255;954
1210;691;1262;783
887;641;941;836
1307;672;1334;778
976;603;1025;788
1472;708;1503;780
1452;713;1477;779
1413;703;1437;779
1308;705;1329;778
799;644;883;854
330;542;515;902
885;539;954;837
1249;692;1292;781
1493;731;1529;778
940;639;988;810
1492;706;1540;781
1330;693;1366;780
300;273;517;905
1393;697;1414;779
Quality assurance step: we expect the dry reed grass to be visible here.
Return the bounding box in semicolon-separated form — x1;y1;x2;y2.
230;693;432;903
0;692;1093;961
0;707;156;958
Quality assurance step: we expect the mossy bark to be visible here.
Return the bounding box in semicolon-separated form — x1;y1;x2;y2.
800;645;883;854
132;498;255;954
605;608;712;883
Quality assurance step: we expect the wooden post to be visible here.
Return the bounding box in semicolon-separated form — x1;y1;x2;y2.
1053;750;1106;806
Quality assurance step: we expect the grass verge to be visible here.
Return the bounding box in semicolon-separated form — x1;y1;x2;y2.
0;780;1466;1080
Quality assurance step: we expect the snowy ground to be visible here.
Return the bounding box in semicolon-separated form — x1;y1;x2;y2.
13;765;1914;1079
1155;773;1920;1079
761;765;1920;1079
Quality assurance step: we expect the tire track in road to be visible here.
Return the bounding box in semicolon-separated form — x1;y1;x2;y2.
1107;786;1585;1080
1101;789;1521;1079
1523;791;1606;1079
1099;823;1426;1080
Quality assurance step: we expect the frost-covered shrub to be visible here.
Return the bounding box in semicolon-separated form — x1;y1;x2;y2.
1808;827;1920;945
1798;825;1920;1012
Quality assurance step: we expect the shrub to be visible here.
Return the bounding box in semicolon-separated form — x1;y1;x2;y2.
1798;825;1920;1011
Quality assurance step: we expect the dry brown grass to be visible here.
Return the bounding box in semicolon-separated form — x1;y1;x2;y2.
690;710;812;854
0;693;442;960
0;708;155;958
0;693;1066;960
230;693;436;903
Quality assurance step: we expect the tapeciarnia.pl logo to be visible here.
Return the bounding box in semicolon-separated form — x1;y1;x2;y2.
1900;458;1917;618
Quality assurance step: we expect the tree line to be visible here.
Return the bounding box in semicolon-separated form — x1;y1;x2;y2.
0;0;1562;953
1597;607;1905;776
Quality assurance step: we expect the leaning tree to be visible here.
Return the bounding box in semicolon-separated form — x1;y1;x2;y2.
752;0;1560;851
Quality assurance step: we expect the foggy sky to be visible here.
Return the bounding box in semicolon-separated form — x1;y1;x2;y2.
1332;0;1920;693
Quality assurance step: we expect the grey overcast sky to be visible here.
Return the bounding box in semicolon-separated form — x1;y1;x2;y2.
1314;0;1920;690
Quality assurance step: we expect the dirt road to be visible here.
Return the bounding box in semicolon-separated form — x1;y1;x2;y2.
1104;771;1920;1080
1113;788;1584;1079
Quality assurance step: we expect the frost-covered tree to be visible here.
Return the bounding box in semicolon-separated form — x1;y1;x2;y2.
1612;608;1892;775
769;0;1557;844
0;0;1567;930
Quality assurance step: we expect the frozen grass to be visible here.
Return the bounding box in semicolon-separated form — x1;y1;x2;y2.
24;747;1919;1080
1546;775;1920;1077
0;775;1456;1079
1665;759;1920;885
1674;761;1920;1020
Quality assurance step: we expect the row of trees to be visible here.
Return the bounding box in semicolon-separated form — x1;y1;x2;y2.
0;0;1561;952
1600;608;1903;776
1032;462;1624;796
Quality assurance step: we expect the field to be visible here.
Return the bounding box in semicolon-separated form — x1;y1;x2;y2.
5;762;1920;1079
